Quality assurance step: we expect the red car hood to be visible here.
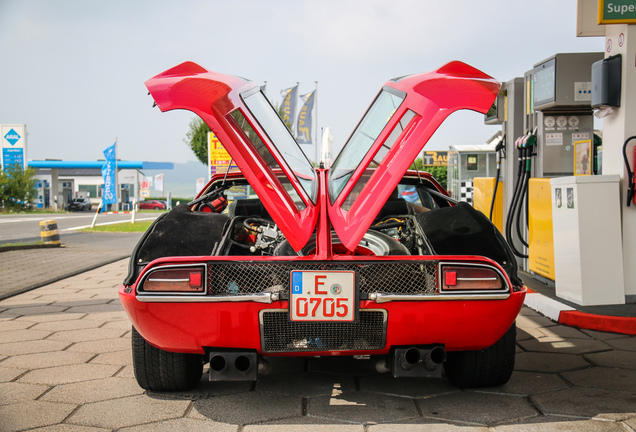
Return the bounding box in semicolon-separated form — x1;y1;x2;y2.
145;61;500;252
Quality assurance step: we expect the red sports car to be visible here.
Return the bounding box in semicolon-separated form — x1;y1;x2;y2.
120;61;526;392
138;200;167;210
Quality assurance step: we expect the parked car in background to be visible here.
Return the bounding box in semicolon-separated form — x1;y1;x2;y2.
67;198;92;211
139;200;167;210
120;61;526;392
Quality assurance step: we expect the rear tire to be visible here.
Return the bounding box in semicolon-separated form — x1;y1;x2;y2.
444;322;516;388
131;326;203;391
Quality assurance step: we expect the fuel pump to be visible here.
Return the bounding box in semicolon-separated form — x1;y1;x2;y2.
532;53;602;178
526;52;602;282
482;77;526;262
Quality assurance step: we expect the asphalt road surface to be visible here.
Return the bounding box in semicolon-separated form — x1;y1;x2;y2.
0;211;161;244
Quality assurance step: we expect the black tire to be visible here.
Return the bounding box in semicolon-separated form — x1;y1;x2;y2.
444;322;516;388
154;206;160;210
131;326;203;391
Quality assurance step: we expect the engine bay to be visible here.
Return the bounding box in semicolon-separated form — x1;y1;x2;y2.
188;177;444;258
211;213;434;257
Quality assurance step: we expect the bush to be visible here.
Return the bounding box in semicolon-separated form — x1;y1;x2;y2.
169;197;193;208
410;158;448;190
0;165;36;211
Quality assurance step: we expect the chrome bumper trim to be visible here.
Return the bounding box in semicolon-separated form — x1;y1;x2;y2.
136;292;278;303
369;292;510;303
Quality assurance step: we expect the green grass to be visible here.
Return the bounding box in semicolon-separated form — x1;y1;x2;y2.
0;240;44;247
81;221;153;233
0;208;68;215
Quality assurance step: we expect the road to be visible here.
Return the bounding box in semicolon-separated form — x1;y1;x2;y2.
0;211;161;244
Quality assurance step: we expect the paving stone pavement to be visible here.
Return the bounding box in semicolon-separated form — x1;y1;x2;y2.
0;232;143;300
1;259;635;431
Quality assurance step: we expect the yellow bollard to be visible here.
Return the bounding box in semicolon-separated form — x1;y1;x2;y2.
40;220;61;245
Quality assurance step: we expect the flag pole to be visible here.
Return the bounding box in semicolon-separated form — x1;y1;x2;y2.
314;81;318;165
115;137;119;211
293;82;299;136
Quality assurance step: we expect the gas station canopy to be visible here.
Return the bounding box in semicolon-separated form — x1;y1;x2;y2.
28;160;174;170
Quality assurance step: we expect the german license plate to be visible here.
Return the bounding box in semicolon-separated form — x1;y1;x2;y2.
290;270;357;322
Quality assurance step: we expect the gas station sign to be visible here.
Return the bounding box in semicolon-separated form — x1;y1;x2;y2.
1;124;27;170
421;151;448;167
208;132;238;179
598;0;636;24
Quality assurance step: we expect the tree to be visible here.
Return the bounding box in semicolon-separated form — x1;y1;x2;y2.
427;166;448;190
0;164;36;211
184;117;210;165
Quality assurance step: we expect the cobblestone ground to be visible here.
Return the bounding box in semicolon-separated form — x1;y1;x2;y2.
0;259;635;431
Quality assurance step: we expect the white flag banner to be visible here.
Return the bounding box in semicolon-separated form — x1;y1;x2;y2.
196;177;205;194
154;174;164;192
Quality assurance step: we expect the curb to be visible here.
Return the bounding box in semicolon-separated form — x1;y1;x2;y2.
0;243;63;253
524;290;636;335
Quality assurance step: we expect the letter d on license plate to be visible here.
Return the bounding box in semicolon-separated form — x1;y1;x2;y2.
290;271;357;322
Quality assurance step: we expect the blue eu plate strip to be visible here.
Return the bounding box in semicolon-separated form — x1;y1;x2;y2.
292;272;303;294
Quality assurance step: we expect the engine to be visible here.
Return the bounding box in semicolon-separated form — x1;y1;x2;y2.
214;213;432;257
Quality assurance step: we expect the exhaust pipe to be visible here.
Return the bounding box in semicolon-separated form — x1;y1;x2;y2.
209;354;228;374
208;351;258;381
400;347;421;371
424;346;446;371
390;346;446;377
234;355;253;375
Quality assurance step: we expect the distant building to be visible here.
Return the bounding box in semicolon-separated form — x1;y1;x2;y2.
32;167;143;210
29;160;172;210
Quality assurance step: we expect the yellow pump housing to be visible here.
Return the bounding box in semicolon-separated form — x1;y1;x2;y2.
472;177;503;233
528;178;555;281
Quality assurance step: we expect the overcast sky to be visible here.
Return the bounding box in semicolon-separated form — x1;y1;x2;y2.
0;0;604;165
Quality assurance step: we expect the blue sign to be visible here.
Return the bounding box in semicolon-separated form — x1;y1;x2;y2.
280;85;298;127
101;143;117;206
3;128;21;146
296;91;315;145
292;272;303;294
2;148;24;167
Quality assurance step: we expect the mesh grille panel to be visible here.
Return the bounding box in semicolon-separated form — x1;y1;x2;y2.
261;310;386;353
207;261;438;296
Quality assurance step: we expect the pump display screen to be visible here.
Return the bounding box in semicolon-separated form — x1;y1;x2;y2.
485;98;498;122
534;58;556;108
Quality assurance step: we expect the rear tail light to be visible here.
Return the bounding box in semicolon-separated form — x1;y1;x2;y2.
441;265;504;291
142;267;205;293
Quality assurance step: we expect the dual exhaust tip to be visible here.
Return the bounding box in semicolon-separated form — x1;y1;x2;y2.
385;346;446;378
208;351;258;381
209;346;446;381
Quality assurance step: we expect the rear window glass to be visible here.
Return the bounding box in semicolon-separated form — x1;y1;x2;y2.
241;91;317;203
229;109;306;211
328;88;406;203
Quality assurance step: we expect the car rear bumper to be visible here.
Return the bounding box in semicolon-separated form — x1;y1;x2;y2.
119;286;526;356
